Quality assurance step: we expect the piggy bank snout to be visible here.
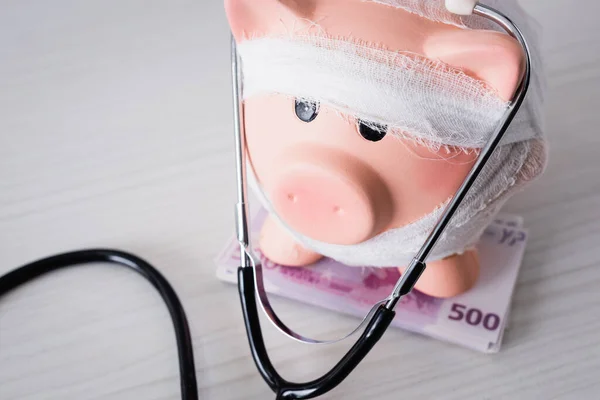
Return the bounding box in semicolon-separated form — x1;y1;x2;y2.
270;151;391;245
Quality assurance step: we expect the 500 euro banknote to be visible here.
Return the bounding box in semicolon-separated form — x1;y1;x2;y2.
215;203;528;353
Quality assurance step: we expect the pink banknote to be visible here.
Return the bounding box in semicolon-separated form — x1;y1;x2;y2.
215;203;528;353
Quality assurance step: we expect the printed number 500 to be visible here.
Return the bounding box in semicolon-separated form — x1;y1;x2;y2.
448;303;501;331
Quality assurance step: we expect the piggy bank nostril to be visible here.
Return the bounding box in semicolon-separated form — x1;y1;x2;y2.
287;193;298;203
333;206;345;216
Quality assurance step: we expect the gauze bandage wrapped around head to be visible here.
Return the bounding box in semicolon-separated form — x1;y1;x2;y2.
241;0;547;267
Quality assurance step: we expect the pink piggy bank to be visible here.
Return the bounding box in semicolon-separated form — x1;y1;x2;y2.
225;0;547;298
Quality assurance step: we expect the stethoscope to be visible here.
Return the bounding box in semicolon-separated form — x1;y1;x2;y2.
232;2;532;399
0;2;531;400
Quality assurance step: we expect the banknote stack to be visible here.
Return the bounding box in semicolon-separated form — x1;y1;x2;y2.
215;199;529;353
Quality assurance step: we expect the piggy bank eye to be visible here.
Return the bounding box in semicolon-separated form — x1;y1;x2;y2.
295;99;320;123
358;120;388;142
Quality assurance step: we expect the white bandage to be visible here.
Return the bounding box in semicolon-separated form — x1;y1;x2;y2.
239;35;540;149
241;0;546;266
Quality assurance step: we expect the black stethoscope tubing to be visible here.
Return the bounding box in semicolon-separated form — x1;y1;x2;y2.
0;249;199;400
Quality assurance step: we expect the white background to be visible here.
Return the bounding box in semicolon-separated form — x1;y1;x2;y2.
1;1;599;399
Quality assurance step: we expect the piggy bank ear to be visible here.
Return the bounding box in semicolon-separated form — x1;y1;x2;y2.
424;29;524;101
224;0;315;42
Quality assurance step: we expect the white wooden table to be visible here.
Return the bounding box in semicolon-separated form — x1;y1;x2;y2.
1;1;599;399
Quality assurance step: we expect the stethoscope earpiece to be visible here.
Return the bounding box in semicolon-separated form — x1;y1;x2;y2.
445;0;478;15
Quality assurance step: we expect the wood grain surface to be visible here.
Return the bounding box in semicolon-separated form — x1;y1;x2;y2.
1;1;599;399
